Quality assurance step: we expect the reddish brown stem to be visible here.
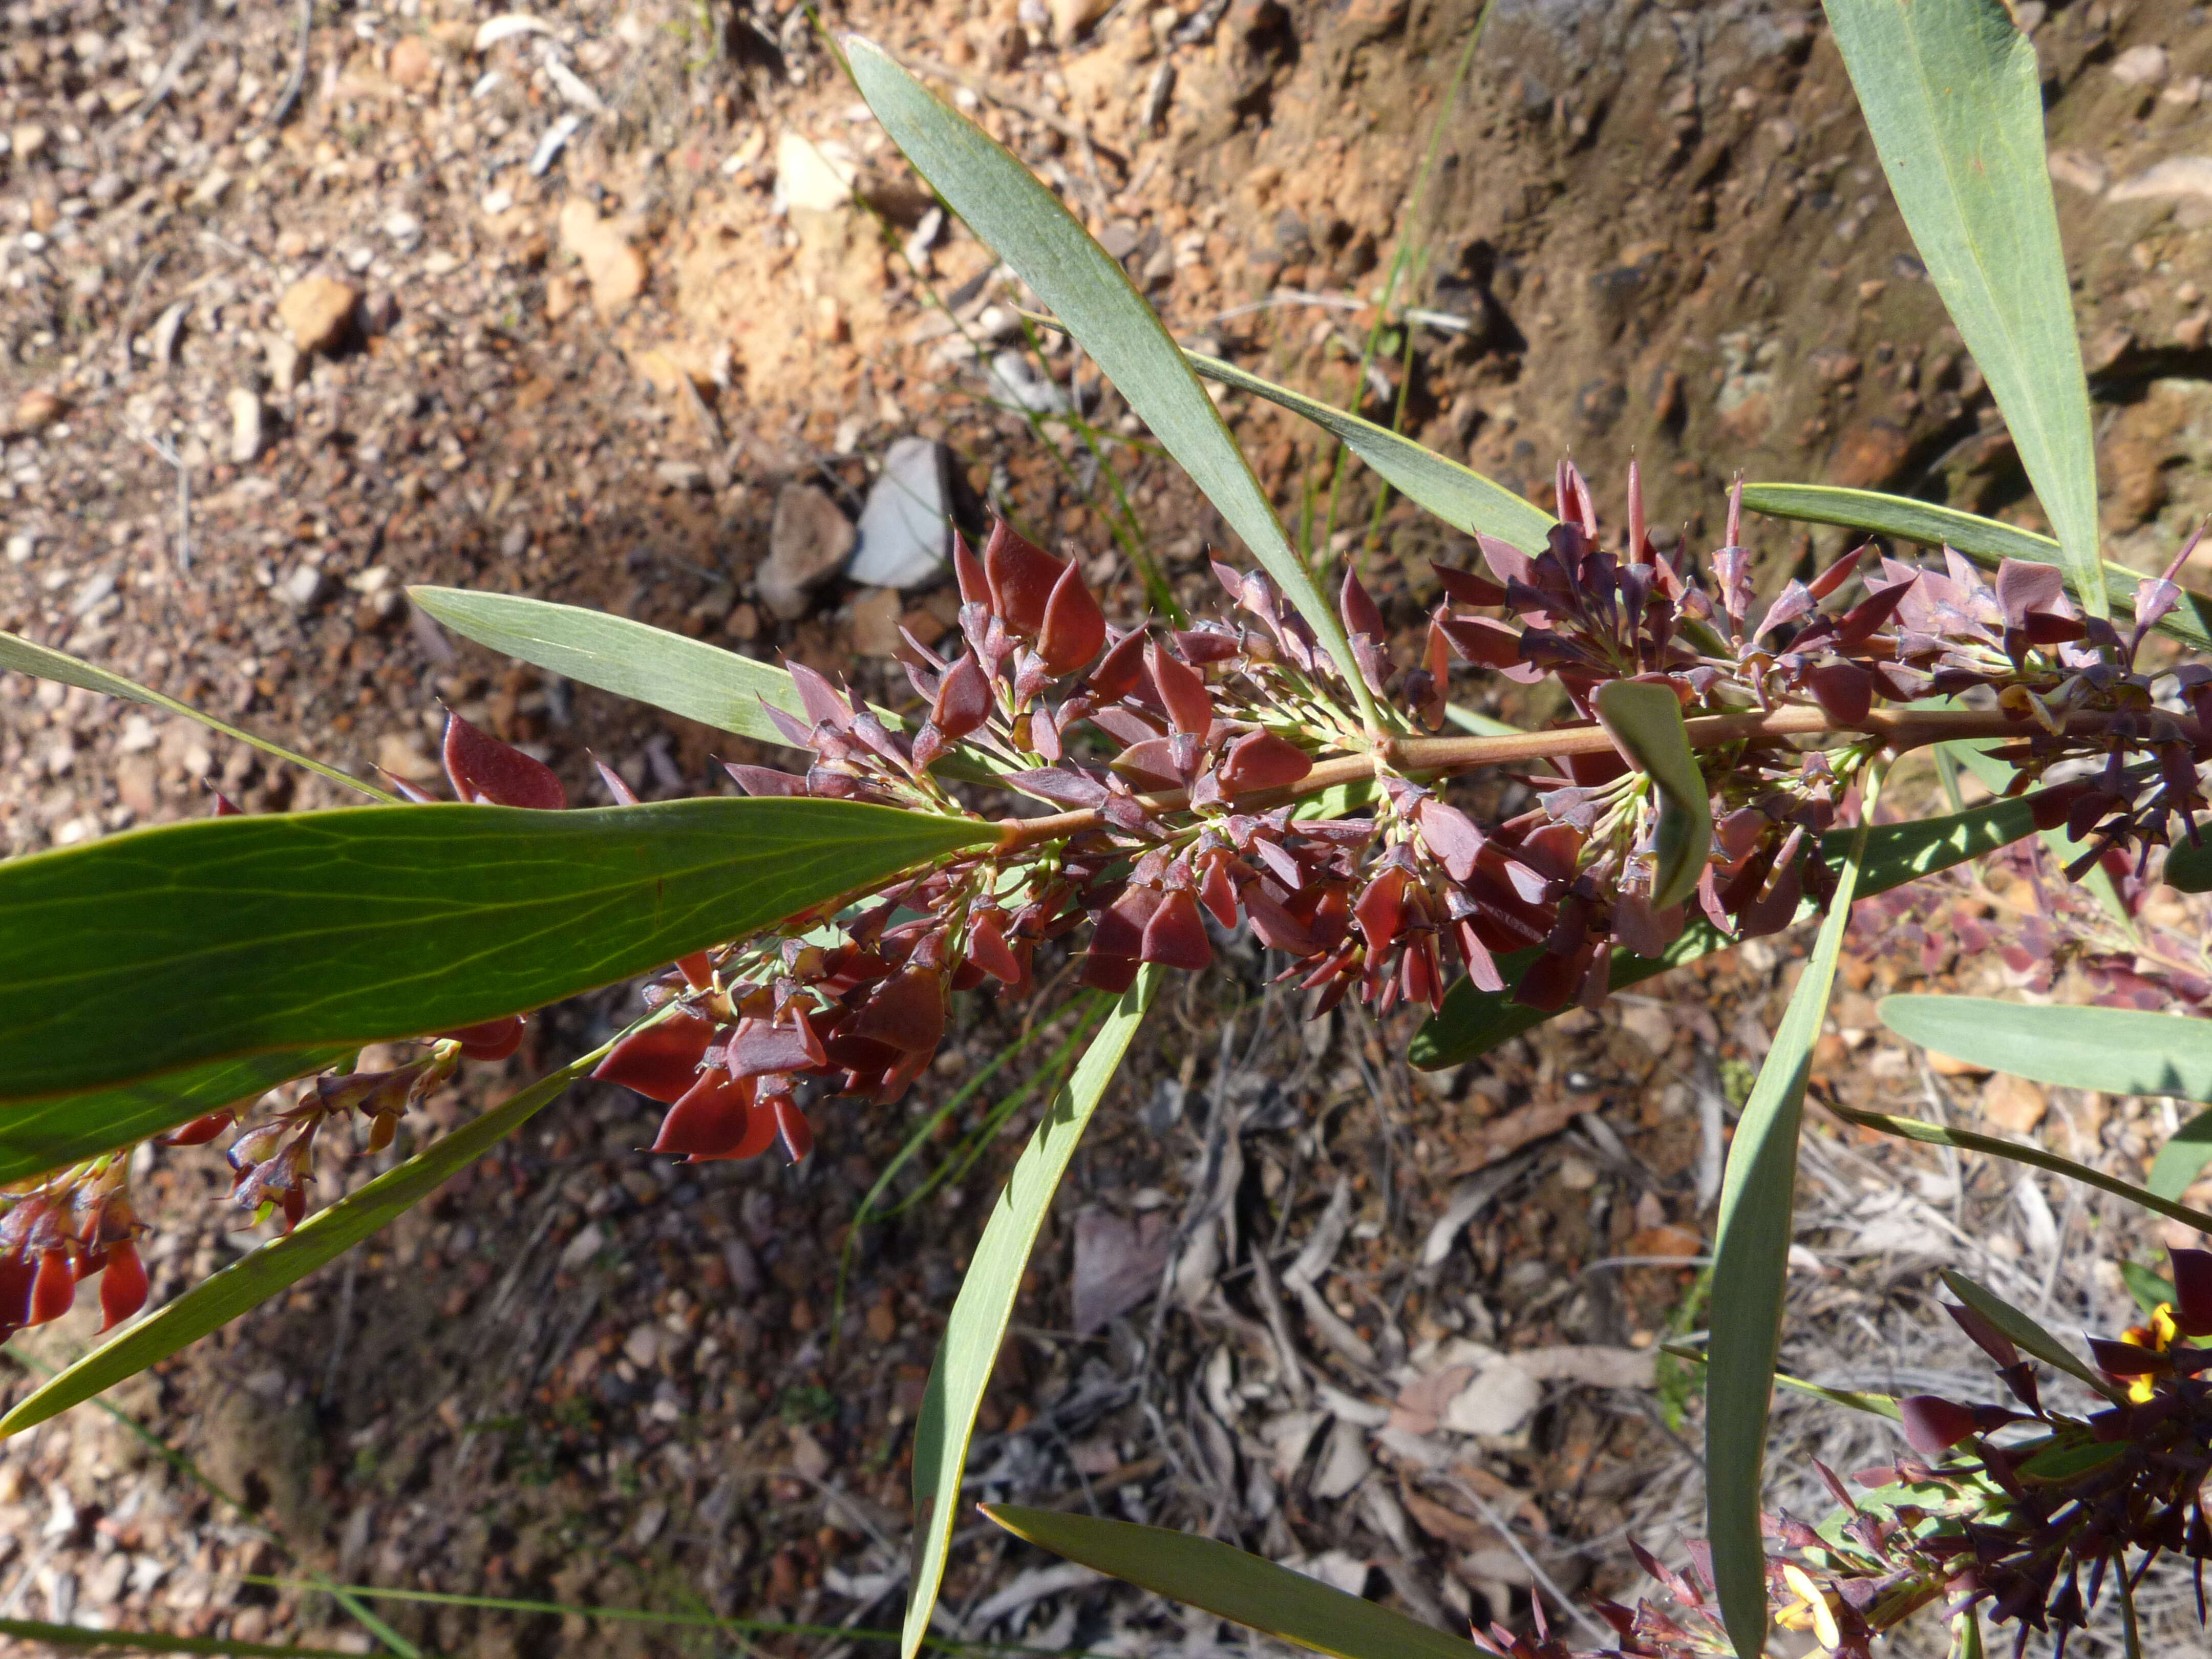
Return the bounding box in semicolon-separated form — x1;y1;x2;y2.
991;704;2170;853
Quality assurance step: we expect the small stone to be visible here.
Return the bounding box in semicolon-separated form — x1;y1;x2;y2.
1926;1049;1992;1078
227;387;265;464
848;436;953;588
28;195;56;232
1982;1072;2048;1134
389;34;439;90
848;587;905;656
655;459;707;492
266;333;303;394
278;275;360;355
385;210;422;243
480;187;514;216
2047;148;2109;196
1050;0;1112;43
759;483;856;621
2110;44;2168;88
725;602;760;642
557;199;647;315
279;563;329;611
87;171;123;206
189;168;232;208
776;132;858;214
12;388;63;433
10;123;47;162
5;534;32;565
150;300;187;366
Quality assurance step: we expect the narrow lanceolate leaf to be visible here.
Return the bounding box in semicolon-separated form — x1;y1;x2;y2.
0;629;395;802
0;1049;351;1188
0;799;995;1103
903;970;1160;1659
410;587;809;748
0;1617;369;1659
1184;350;1555;556
0;1032;621;1438
842;41;1377;727
1662;1347;1905;1422
1707;775;1878;1659
983;1506;1483;1659
2152;1109;2212;1204
1939;1269;2124;1401
1739;485;2212;650
1877;997;2212;1103
1593;680;1712;910
1821;1098;2212;1235
1410;790;2041;1069
1823;0;2102;613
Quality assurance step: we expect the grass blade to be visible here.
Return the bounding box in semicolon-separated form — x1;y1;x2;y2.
0;629;395;803
0;1048;352;1187
1593;680;1712;909
1818;1098;2212;1236
1738;485;2212;650
1822;0;2101;612
410;587;811;748
1876;997;2212;1102
1410;790;2042;1069
0;1618;373;1659
1707;770;1879;1657
1183;352;1554;558
843;39;1377;729
1660;1347;1904;1422
982;1505;1483;1659
902;970;1160;1659
1939;1269;2123;1400
0;1020;638;1438
0;799;995;1105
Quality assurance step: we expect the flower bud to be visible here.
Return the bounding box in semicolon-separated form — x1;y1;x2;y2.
162;1109;236;1147
983;521;1066;635
28;1248;76;1326
1038;561;1107;675
1897;1394;1979;1456
98;1240;148;1331
442;711;567;810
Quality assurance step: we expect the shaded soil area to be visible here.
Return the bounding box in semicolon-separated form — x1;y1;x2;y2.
5;0;2212;1654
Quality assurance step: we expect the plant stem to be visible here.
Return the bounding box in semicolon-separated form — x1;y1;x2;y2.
990;703;2179;852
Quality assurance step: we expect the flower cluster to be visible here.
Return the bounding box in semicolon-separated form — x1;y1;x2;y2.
1482;1253;2212;1659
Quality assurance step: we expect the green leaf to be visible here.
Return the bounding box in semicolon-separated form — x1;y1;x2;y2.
1593;680;1713;910
1877;997;2212;1102
1662;1346;1904;1421
0;1618;370;1659
410;586;810;749
2151;1108;2212;1203
1939;1269;2123;1400
1739;485;2212;650
1182;350;1555;556
2019;1438;2130;1484
0;1048;351;1187
0;798;995;1104
1820;1098;2212;1236
1410;790;2043;1069
843;39;1376;727
2120;1261;2177;1316
0;629;395;803
903;970;1160;1659
982;1505;1483;1659
1821;0;2101;613
0;1027;621;1438
1706;779;1878;1658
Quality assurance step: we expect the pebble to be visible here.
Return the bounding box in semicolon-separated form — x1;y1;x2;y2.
2110;44;2168;89
759;483;856;621
385;210;422;243
344;246;376;273
9;123;46;163
189;168;232;208
389;34;439;90
227;387;266;464
848;587;905;656
557;198;647;315
278;275;360;354
1051;0;1113;41
654;459;707;492
5;534;32;565
777;132;858;214
150;299;188;366
1981;1072;2048;1134
480;187;515;215
12;388;63;433
279;564;329;611
848;436;953;587
19;230;46;254
266;333;303;394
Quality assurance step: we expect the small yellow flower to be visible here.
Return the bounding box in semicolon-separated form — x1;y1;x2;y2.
2118;1303;2180;1403
1778;1562;1842;1651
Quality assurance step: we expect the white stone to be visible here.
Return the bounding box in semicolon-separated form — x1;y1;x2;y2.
777;132;858;214
227;387;265;464
279;563;328;610
847;436;952;589
2111;45;2169;88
